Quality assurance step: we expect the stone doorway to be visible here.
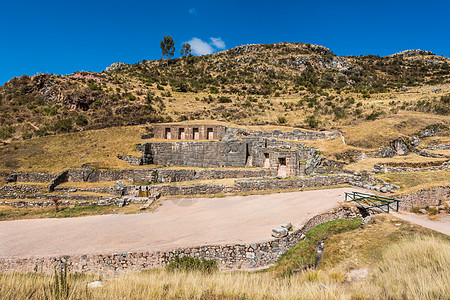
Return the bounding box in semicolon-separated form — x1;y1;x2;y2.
263;153;270;168
277;157;287;177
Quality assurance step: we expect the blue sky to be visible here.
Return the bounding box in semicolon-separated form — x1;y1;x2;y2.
1;0;449;84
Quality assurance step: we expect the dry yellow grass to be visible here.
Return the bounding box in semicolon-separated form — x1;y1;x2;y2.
345;153;448;171
6;181;49;187
0;125;156;173
301;138;364;157
376;169;450;195
0;203;145;221
341;111;450;149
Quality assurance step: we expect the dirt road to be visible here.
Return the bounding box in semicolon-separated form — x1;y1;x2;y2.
0;188;357;258
391;212;450;236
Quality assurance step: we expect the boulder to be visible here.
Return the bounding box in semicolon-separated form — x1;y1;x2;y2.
272;227;288;238
281;222;292;230
87;281;106;288
5;174;17;183
378;146;394;158
391;139;409;156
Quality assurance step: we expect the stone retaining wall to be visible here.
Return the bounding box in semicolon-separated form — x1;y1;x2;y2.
11;173;57;183
0;197;148;208
235;175;350;192
124;174;353;197
425;143;450;150
0;206;362;275
397;187;450;210
245;128;340;141
156;168;273;183
66;169;157;183
373;161;450;174
54;186;115;194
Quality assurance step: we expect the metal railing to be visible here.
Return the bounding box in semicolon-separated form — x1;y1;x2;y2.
345;191;400;213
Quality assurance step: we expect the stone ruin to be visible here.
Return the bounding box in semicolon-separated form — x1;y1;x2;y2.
141;124;341;177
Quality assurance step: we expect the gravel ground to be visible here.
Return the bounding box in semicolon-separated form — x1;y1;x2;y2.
0;187;358;258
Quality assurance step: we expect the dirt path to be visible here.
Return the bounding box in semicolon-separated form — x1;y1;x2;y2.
0;188;359;259
391;212;450;236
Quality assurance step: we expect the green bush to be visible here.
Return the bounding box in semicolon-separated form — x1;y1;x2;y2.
166;255;218;273
366;110;383;120
218;96;232;103
410;207;421;213
426;207;438;216
305;115;320;128
52;118;73;133
75;116;89;126
277;116;287;124
0;126;15;140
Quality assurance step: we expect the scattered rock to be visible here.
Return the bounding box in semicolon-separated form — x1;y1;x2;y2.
139;198;155;211
5;174;17;183
391;139;409;156
87;281;106;288
140;133;153;139
345;268;369;282
272;227;288;238
432;87;442;92
378;146;394;158
281;222;292;230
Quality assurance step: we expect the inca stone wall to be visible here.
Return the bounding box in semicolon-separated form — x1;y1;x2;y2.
373;160;450;174
10;173;57;183
244;128;340;141
0;206;362;276
66;169;157;183
153;124;226;140
398;187;450;210
141;141;249;168
140;138;313;177
125;174;352;197
156;168;273;183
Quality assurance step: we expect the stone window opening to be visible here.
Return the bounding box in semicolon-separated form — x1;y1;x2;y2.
279;158;287;166
193;128;199;140
207;128;214;140
165;128;171;139
178;128;185;140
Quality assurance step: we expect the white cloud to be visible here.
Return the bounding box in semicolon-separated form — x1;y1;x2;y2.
189;8;197;15
188;38;214;55
210;37;226;49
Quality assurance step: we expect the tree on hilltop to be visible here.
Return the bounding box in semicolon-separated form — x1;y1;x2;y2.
180;43;191;57
160;36;175;64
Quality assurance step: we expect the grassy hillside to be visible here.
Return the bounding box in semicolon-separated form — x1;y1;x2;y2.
1;43;449;142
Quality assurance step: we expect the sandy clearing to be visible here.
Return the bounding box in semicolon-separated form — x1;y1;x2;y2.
0;188;359;259
391;212;450;236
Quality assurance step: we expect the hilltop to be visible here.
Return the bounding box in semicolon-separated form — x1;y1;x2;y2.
0;42;449;142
